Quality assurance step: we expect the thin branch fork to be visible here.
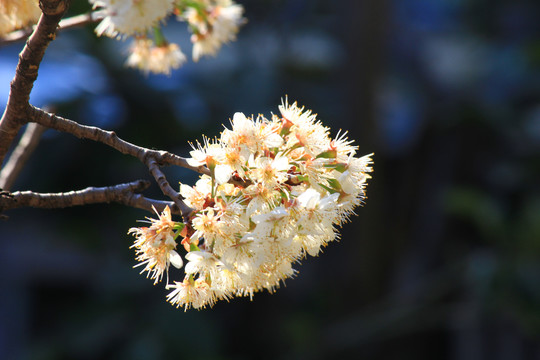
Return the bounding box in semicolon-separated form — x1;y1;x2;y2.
0;180;177;214
0;0;199;216
26;105;197;216
146;157;193;217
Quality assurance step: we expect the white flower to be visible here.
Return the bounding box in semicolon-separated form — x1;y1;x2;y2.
126;38;187;75
187;138;225;168
279;98;329;156
128;206;182;284
248;153;290;187
214;163;233;185
296;188;321;210
184;251;223;276
185;0;246;61
166;278;216;310
251;207;289;235
221;112;259;150
91;0;175;38
131;98;373;310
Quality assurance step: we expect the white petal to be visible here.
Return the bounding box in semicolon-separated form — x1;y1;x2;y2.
169;250;183;269
187;157;204;167
339;171;357;194
319;193;339;211
297;188;321;209
185;250;209;261
179;184;194;198
272;155;289;171
264;133;284;148
252;207;288;224
214;164;232;185
233;112;248;124
185;261;198;274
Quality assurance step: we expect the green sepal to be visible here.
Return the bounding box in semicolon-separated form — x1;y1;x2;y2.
176;0;206;17
319;178;342;194
323;162;348;173
319;184;338;194
296;175;309;183
153;26;167;47
190;243;200;252
334;163;348;173
249;217;257;231
279;189;290;202
173;222;185;231
327;178;342;191
172;222;186;240
315;149;337;159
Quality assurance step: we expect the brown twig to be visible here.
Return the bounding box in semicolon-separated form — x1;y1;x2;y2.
0;0;70;167
27;105;211;176
146;157;193;217
0;180;178;214
0;123;46;191
27;105;196;215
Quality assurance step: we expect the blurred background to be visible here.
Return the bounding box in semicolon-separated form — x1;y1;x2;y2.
1;0;540;359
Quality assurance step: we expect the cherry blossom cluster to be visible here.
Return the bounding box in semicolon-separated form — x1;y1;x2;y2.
129;99;373;310
90;0;245;74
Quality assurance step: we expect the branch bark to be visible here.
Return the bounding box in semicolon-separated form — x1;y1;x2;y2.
0;123;46;191
27;105;211;176
146;157;192;217
0;180;178;214
0;0;70;166
26;105;197;216
0;1;203;216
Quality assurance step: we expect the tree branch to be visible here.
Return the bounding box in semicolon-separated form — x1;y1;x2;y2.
146;157;193;217
27;105;211;175
0;180;178;214
0;12;103;47
0;123;46;191
0;0;70;167
27;105;196;216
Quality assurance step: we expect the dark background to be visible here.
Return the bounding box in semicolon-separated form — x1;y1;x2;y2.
2;0;540;359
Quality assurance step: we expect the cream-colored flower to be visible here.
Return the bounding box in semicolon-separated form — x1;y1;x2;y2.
248;153;290;187
187;137;225;168
184;250;223;278
183;0;245;61
91;0;175;38
166;277;216;310
279;98;329;156
128;206;183;284
191;208;222;243
130;98;373;310
126;38;187;75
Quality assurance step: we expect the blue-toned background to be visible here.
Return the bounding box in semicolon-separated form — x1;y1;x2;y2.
2;0;540;359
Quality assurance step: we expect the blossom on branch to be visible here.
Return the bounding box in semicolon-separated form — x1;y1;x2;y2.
128;206;184;284
90;0;175;38
179;0;246;61
86;0;245;74
128;99;374;310
126;37;187;75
